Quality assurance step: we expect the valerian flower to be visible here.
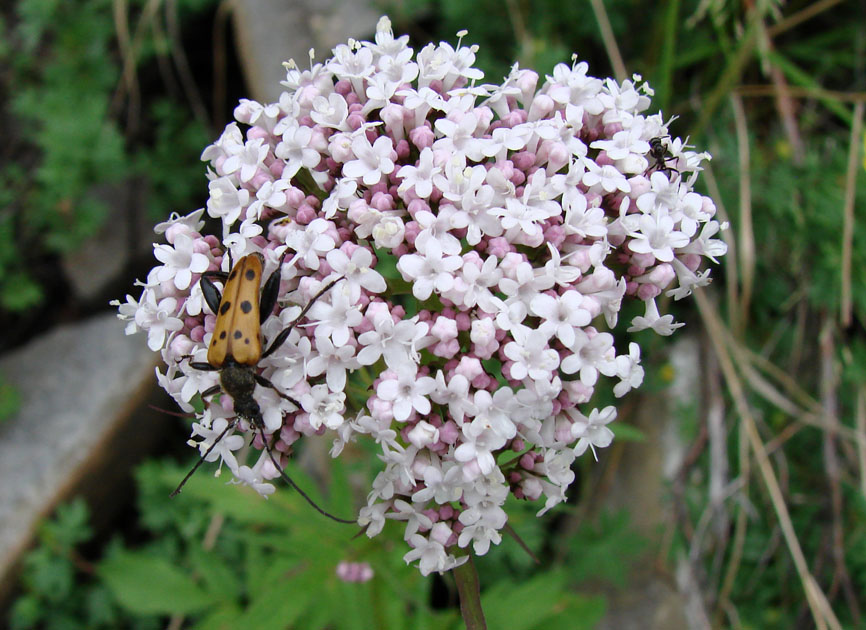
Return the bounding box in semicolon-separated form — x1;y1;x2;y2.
117;16;726;576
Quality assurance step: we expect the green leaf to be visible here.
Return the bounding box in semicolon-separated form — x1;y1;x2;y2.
609;422;647;442
0;377;21;422
99;550;216;615
481;570;572;630
236;565;326;629
9;594;44;630
189;546;243;603
0;271;43;311
190;603;243;630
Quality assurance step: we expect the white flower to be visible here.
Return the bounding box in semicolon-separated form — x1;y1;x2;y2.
371;215;406;249
121;17;727;575
503;328;560;381
134;292;183;351
396;239;463;300
206;176;249;227
222;137;268;183
275;122;322;179
562;188;608;239
310;92;350;130
412;460;464;503
403;534;466;576
357;313;428;370
529;290;592;346
568;405;617;458
322;178;359;219
612;342;644;397
678;219;728;263
112;294;140;335
200;122;243;167
430;371;477;423
397;147;442;198
627;298;685;336
187;416;244;475
234;461;276;497
407;420;439;449
301;385;347;430
667;257;712;300
414;204;467;256
285;218;337;271
582;160;631;194
560;329;615;386
305;335;357;392
326;247;387;302
376;369;437;422
342;133;395;186
306;283;362;347
628;212;689;263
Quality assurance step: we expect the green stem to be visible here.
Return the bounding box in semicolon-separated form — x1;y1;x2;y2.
452;555;487;630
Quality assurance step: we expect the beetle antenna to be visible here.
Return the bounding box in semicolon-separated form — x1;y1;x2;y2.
257;428;356;524
149;404;197;418
170;420;237;497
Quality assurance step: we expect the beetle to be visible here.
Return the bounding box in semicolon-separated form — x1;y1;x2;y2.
171;252;352;523
646;136;679;179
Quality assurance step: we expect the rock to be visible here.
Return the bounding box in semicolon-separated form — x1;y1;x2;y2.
591;335;700;630
0;314;160;603
232;0;379;103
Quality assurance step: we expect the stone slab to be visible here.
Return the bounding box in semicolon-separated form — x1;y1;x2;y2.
0;314;159;601
232;0;379;103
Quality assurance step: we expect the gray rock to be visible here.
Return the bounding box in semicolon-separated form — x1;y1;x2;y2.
232;0;379;103
0;314;158;600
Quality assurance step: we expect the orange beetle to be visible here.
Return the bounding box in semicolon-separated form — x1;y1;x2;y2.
171;252;350;523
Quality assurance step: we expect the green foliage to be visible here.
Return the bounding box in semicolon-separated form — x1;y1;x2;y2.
11;458;610;629
0;375;22;422
566;510;648;588
482;569;605;630
8;499;156;630
0;0;213;312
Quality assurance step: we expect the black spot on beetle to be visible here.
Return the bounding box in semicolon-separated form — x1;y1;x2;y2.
220;301;231;315
244;338;251;344
229;269;238;280
219;331;227;339
233;330;243;339
240;300;253;314
245;268;256;281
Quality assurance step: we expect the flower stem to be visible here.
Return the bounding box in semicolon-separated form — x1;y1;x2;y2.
452;555;487;630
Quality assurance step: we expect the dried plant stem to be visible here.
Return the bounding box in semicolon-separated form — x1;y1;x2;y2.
820;319;861;623
453;556;487;630
696;290;842;630
730;94;754;337
588;0;627;82
840;101;864;327
858;389;866;499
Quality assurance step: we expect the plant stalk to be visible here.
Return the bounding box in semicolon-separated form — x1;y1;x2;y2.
452;555;487;630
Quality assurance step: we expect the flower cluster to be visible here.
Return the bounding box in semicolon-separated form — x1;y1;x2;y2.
115;16;726;575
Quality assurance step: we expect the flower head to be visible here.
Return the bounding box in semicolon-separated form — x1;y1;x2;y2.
117;17;724;575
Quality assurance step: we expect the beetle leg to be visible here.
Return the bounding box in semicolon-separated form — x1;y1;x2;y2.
190;361;219;372
259;249;292;325
170;418;238;497
261;276;345;359
254;427;356;523
254;373;302;409
259;266;282;325
199;271;223;315
200;384;222;398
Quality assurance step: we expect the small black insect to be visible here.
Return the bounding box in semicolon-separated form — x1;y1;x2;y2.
646;136;679;179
